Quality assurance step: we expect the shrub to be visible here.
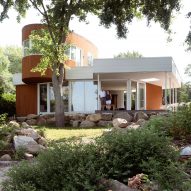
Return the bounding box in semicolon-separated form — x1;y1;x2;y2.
0;93;15;116
2;128;189;191
3;139;106;191
0;113;8;125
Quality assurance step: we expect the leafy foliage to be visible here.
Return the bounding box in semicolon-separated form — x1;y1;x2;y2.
114;51;142;58
2;127;189;191
0;92;15;116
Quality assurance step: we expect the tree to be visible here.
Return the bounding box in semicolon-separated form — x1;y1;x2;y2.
3;46;22;74
114;51;142;58
185;12;191;51
0;48;14;93
0;0;181;127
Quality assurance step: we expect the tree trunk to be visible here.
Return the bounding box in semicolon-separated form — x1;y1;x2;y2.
52;64;65;127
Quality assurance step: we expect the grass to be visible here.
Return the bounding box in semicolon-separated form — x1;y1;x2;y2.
35;126;108;141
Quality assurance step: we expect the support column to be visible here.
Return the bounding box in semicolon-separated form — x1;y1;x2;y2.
169;77;172;105
175;88;178;104
126;80;131;110
172;83;175;111
137;82;140;110
164;72;168;109
97;74;101;110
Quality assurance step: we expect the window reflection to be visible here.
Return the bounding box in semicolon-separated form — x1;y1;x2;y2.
49;83;55;112
71;81;98;112
40;84;47;112
139;83;145;110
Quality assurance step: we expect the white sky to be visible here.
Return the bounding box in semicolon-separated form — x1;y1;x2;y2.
0;0;190;82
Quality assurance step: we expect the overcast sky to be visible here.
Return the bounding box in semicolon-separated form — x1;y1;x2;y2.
0;0;190;82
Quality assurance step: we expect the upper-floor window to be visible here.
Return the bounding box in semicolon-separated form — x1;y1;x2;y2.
65;45;82;66
22;39;39;57
87;52;93;66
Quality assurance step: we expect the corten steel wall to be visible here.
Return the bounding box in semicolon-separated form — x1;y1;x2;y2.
16;84;37;116
146;83;162;110
22;24;98;83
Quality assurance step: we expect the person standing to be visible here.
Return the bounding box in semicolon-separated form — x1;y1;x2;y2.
105;90;112;110
99;88;106;110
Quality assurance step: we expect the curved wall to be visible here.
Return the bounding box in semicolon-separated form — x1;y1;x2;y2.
22;24;98;83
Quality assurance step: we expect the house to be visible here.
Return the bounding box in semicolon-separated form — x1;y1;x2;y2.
13;24;181;116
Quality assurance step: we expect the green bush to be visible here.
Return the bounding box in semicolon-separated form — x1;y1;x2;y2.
0;93;15;116
3;127;189;191
0;113;8;124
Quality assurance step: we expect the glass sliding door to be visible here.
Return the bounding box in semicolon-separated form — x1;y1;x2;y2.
138;83;146;110
39;84;47;113
71;80;98;112
38;83;69;114
131;81;137;110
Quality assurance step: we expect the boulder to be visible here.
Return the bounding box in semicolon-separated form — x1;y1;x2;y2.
37;137;47;147
0;154;11;161
36;116;46;126
21;122;30;128
180;146;191;156
97;120;113;127
16;117;26;122
101;113;113;121
113;118;129;128
19;128;40;140
13;136;44;154
128;123;141;129
72;120;80;128
26;119;37;126
8;121;20;128
134;112;149;122
136;119;146;126
80;120;96;128
46;117;56;125
113;112;133;122
24;153;34;160
86;114;101;122
42;114;55;120
102;179;137;191
26;114;39;120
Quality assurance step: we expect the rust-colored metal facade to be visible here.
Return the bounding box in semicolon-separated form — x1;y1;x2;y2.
16;24;98;116
16;84;37;116
146;83;162;110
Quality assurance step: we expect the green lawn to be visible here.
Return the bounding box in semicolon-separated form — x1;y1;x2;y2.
36;127;107;141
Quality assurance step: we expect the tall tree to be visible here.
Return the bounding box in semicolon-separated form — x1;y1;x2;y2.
0;0;181;127
0;48;14;93
3;46;22;74
114;51;142;58
185;12;191;51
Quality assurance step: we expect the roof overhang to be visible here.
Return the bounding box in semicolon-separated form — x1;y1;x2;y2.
93;57;181;89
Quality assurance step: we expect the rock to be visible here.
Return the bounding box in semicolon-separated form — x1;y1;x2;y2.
102;179;137;191
72;120;80;128
86;114;101;122
16;117;26;122
26;114;39;120
113;118;129;128
0;154;11;161
113;112;133;122
80;120;96;128
134;112;149;121
180;146;191;156
101;113;113;121
8;121;20;128
13;136;44;154
97;120;113;127
24;153;33;160
47;117;56;125
42;114;55;120
128;123;141;129
36;116;46;126
136;119;146;126
26;119;37;126
37;137;47;147
21;122;30;128
19;128;40;140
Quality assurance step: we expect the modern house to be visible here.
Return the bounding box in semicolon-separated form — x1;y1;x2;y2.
13;24;182;116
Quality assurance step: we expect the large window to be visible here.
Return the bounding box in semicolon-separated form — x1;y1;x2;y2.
22;39;39;57
71;81;97;112
66;46;82;66
38;83;69;114
139;83;145;110
87;52;93;66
